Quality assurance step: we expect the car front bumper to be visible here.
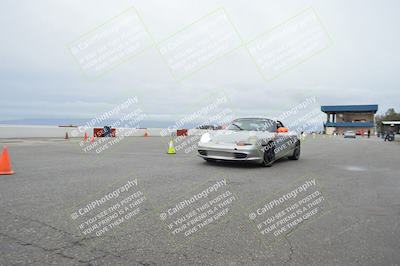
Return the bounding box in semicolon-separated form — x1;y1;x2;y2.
197;142;263;163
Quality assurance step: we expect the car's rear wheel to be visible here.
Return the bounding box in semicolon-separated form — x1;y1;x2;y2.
288;140;300;160
261;142;275;167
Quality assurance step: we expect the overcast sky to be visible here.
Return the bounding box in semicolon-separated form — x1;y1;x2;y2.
1;0;399;123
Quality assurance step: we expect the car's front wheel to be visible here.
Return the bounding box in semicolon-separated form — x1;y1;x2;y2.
288;140;300;160
261;142;275;167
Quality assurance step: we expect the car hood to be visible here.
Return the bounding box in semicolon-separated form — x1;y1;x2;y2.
209;130;275;144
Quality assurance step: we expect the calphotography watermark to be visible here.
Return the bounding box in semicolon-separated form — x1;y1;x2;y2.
249;96;323;159
158;8;242;80
69;7;153;78
163;91;235;154
72;97;146;154
67;6;331;82
160;93;232;137
247;177;331;248
158;178;238;248
68;177;151;247
275;96;324;135
247;8;331;81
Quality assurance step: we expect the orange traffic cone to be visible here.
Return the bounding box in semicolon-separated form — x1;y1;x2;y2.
0;147;14;175
144;129;149;137
84;132;88;141
90;135;95;142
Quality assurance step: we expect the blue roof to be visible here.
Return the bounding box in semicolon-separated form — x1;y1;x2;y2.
321;105;378;113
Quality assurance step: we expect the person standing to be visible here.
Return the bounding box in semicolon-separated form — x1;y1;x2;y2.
367;129;371;138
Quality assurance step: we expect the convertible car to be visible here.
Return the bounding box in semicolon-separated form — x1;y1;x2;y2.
197;118;300;167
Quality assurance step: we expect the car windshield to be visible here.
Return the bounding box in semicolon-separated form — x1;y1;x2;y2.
226;119;276;132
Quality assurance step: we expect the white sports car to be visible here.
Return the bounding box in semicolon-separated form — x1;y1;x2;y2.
197;118;300;167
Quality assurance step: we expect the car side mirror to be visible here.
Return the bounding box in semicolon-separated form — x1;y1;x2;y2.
277;127;288;133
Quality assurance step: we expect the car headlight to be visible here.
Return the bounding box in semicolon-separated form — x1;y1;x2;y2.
200;133;212;143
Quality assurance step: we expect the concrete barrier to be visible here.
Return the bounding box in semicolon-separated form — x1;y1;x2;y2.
0;125;79;138
0;125;210;138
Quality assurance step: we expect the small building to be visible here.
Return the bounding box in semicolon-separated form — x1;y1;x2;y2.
382;121;400;134
321;104;378;135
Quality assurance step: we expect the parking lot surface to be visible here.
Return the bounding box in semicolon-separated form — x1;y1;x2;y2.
0;136;399;265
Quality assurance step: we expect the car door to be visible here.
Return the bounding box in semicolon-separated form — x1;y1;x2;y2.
254;119;276;158
275;121;294;158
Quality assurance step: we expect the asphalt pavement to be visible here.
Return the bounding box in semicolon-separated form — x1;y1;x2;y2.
0;135;399;265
